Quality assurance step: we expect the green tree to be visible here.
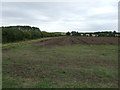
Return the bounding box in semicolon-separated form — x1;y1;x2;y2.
66;32;71;35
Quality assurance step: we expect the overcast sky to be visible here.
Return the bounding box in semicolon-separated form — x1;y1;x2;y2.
1;0;119;32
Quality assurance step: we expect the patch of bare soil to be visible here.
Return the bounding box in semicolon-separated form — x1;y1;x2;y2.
33;36;119;47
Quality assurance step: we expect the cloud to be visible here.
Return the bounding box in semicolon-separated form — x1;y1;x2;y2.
1;0;119;32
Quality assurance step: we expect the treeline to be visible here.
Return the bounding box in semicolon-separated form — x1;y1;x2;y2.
2;25;119;43
66;31;120;37
2;26;63;43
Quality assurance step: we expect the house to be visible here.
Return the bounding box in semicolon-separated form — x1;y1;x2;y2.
115;34;119;37
92;34;96;37
80;34;84;36
86;34;90;36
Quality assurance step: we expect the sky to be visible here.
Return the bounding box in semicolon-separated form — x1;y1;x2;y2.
1;0;119;32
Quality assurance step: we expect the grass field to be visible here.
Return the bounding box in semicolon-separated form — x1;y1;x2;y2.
2;37;118;88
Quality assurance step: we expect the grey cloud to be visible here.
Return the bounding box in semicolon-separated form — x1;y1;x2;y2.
1;1;118;32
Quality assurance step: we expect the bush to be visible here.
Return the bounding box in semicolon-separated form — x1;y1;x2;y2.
2;26;62;43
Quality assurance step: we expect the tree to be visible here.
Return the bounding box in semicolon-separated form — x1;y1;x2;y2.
71;31;77;36
113;31;116;33
66;32;71;35
2;25;62;43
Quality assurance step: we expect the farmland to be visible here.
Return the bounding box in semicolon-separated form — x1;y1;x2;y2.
2;36;119;88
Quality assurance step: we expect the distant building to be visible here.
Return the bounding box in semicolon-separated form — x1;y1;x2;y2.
115;34;119;37
81;34;84;36
85;34;89;36
92;34;96;37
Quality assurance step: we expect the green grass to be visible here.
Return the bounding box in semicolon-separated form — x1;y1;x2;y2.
2;40;118;88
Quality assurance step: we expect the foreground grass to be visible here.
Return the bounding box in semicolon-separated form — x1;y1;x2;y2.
2;41;118;88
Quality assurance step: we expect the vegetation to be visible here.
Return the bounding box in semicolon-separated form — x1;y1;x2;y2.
2;25;119;88
2;38;118;88
66;32;71;36
2;26;64;43
66;31;120;37
2;25;119;43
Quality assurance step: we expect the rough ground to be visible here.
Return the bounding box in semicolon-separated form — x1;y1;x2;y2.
2;36;119;88
33;36;119;47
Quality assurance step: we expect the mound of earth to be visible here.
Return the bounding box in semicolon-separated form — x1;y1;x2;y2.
33;36;119;47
